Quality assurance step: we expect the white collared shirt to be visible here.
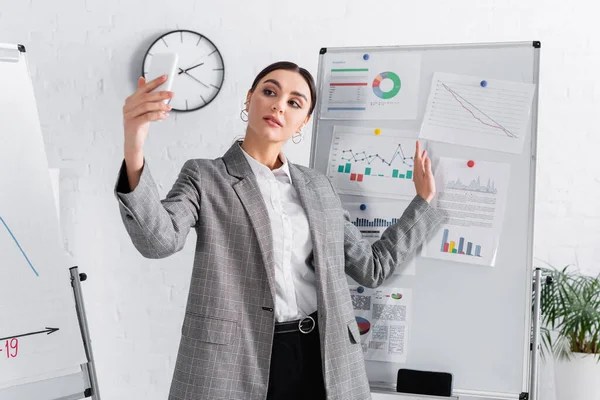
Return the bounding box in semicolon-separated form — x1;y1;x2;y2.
240;147;317;322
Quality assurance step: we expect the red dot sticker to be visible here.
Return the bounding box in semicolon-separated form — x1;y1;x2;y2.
467;160;475;168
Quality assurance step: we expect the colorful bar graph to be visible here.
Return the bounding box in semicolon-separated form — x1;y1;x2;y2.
441;229;449;251
336;163;413;182
440;229;482;257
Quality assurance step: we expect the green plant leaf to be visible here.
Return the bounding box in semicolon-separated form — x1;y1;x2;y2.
538;264;600;360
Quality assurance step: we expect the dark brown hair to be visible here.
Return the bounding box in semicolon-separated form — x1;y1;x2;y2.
249;61;317;116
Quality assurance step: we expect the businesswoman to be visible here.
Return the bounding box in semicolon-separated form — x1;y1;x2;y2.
115;61;443;400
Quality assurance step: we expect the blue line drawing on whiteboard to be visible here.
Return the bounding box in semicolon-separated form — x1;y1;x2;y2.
0;215;39;277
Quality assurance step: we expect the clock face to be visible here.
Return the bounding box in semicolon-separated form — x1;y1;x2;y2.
142;30;224;112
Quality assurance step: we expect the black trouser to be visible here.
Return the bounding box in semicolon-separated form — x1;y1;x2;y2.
266;319;327;400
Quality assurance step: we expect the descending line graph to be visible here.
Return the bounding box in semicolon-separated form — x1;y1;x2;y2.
420;72;535;154
0;215;39;277
441;83;516;138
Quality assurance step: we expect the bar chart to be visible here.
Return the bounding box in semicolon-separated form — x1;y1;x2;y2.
336;162;413;183
440;228;482;257
352;216;401;228
327;128;419;198
346;201;417;276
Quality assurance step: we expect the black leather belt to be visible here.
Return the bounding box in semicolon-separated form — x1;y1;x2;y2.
274;311;318;334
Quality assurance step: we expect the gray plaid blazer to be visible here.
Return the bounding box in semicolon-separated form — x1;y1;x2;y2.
115;141;444;400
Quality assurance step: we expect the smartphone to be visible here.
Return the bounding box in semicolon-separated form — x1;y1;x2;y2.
146;52;179;103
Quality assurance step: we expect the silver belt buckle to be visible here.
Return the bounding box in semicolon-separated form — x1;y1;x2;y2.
298;315;315;334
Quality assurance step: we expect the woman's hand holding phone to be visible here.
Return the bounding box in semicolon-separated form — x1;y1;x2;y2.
121;76;174;190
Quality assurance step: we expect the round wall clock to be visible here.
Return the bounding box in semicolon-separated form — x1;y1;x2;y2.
142;30;225;112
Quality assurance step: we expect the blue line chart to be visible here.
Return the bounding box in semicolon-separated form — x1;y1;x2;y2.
0;215;39;277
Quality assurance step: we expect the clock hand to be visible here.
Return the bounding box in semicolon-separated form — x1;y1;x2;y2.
183;72;209;88
184;62;204;73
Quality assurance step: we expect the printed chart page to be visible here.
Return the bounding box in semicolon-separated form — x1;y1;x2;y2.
345;200;416;276
327;126;421;200
349;285;412;363
422;157;510;267
320;52;421;120
420;72;535;154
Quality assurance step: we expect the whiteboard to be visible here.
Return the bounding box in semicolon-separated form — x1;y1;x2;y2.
0;370;88;400
0;44;90;399
310;42;539;398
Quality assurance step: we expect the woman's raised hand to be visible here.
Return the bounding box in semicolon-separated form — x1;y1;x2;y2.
121;76;173;190
122;75;174;157
412;140;436;203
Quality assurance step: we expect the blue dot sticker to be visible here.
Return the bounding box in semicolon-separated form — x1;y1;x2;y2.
363;54;370;61
480;80;488;87
357;286;365;293
360;204;367;211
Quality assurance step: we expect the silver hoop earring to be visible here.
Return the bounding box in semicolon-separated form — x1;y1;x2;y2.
240;109;248;122
292;131;303;144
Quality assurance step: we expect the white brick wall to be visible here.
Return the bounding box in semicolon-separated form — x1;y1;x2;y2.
2;0;599;398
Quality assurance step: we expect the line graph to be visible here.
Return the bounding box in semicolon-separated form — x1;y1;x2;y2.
420;73;535;154
446;176;497;194
340;143;414;168
0;215;39;277
328;129;418;199
441;83;516;138
429;80;526;139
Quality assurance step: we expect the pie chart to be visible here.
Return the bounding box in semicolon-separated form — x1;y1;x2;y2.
372;71;401;100
355;316;371;335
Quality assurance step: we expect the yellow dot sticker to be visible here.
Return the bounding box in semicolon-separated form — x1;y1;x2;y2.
374;128;381;135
